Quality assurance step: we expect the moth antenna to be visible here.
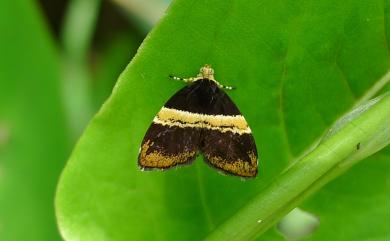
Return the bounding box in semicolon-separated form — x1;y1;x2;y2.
220;84;236;90
169;75;194;84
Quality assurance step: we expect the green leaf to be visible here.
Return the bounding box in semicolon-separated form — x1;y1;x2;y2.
56;0;390;240
0;0;69;240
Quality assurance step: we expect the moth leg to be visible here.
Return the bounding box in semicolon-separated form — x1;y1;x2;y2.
169;75;196;84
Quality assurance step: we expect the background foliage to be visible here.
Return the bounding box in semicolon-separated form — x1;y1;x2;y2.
0;0;143;240
1;0;389;241
0;1;68;240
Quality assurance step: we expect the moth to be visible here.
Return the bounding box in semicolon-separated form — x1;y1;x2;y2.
138;65;258;178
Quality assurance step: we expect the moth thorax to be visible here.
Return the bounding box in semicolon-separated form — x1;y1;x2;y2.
199;64;215;79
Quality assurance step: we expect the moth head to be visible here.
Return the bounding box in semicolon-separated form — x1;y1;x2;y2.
200;64;214;79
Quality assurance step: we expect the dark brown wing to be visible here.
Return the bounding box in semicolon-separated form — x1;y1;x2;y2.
138;79;258;177
138;83;203;170
197;82;258;177
200;129;258;178
138;123;201;170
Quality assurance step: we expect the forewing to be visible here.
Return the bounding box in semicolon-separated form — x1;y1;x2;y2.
138;79;258;177
138;84;202;169
201;129;258;177
138;124;201;169
199;89;258;177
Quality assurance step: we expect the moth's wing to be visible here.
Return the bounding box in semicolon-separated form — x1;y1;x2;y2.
138;124;201;169
199;87;258;178
201;130;258;177
138;84;202;170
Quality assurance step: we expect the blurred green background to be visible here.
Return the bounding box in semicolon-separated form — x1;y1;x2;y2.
0;0;166;240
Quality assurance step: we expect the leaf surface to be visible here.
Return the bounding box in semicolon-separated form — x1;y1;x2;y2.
56;0;390;240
